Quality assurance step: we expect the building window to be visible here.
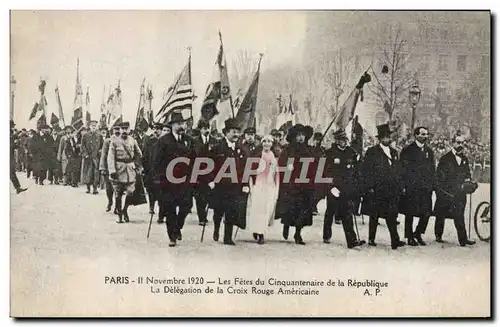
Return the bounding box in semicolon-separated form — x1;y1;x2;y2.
457;55;467;72
480;55;489;71
438;55;449;71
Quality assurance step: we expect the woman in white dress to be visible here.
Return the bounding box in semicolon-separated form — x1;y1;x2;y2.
246;135;280;244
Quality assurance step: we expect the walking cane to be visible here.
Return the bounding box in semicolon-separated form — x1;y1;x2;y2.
200;204;208;243
350;201;365;245
147;212;154;239
234;227;239;240
468;193;472;240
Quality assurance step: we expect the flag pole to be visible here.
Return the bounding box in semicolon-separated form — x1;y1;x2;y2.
187;47;194;127
219;31;235;119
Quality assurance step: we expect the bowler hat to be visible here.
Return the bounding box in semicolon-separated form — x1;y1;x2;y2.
169;111;188;124
222;118;240;133
243;126;256;134
376;124;392;138
333;129;348;140
64;125;75;132
40;124;50;130
286;124;313;143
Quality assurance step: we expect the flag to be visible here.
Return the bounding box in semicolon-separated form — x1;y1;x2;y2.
350;115;364;154
333;72;371;130
71;58;84;130
135;79;149;132
55;86;65;126
235;55;262;131
99;85;107;129
199;32;232;125
156;55;193;123
107;81;123;128
29;102;39;120
276;94;295;132
50;112;59;127
85;86;91;126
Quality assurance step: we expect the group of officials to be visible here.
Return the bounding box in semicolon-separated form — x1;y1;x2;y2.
11;111;480;250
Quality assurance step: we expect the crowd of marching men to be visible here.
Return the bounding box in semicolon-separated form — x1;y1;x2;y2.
10;112;483;250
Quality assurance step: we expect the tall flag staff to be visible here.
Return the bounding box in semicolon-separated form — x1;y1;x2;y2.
55;85;65;127
234;53;263;130
71;57;84;130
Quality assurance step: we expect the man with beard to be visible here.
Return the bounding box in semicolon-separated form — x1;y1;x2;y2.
240;127;262;157
399;127;436;246
433;134;476;246
142;122;164;218
275;124;315;245
81;120;104;194
323;129;364;248
193;120;218;226
107;122;143;223
360;123;405;250
208;118;249;245
154;112;194;247
100;124;121;212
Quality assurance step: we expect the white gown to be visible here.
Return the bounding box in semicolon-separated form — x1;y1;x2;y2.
246;150;279;234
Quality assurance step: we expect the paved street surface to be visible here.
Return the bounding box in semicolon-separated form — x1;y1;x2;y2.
10;175;490;317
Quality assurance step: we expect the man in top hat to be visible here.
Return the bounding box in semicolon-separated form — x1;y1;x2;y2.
323;129;364;248
208;118;250;245
399;126;436;246
433;134;476;246
193;120;218;226
100;124;121;212
58;125;74;185
154;112;195;246
275;124;315;245
107;121;143;223
142;122;164;218
81;120;104;194
360;123;405;250
240;126;262;157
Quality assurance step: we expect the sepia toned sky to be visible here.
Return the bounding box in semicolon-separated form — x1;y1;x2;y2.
10;10;307;129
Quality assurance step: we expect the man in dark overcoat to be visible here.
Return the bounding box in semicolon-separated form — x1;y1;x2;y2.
65;127;80;187
208;118;250;245
81;120;104;194
360;123;405;250
192;120;218;226
434;134;476;246
399;126;436;246
323;129;363;248
275;124;315;245
142;122;163;218
33;124;54;185
154;112;195;247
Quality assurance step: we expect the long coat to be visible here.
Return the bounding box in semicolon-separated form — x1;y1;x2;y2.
360;144;402;218
57;134;69;174
107;136;142;184
209;138;249;229
433;151;471;218
142;134;160;189
275;142;315;227
399;142;436;217
65;136;81;176
32;133;54;174
81;131;103;184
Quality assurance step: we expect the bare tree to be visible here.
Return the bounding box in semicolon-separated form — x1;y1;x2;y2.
231;49;257;92
368;26;417;121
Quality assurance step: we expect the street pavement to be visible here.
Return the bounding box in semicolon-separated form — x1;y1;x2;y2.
10;174;491;317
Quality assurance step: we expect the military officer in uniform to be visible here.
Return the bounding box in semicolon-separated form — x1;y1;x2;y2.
434;134;476;246
360;124;405;250
81;120;104;194
323;129;364;248
240;127;262;157
107;122;143;223
100;124;121;212
399;126;436;246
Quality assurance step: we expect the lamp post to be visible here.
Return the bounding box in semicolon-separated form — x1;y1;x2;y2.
409;83;421;131
10;75;17;121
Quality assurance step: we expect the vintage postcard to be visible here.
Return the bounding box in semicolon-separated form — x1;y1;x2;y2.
9;10;491;317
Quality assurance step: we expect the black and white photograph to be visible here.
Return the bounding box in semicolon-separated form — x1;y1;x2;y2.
8;9;491;317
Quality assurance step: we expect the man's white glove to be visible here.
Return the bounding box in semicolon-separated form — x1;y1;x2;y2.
287;164;294;171
242;186;250;193
330;187;340;198
208;182;215;189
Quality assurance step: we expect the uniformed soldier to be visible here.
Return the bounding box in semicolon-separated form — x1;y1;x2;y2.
323;129;364;248
81;120;104;194
240;126;262;157
99;124;121;212
107;122;143;223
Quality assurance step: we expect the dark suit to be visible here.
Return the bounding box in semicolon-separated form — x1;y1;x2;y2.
65;136;81;186
360;144;402;247
323;145;359;246
142;134;160;213
193;134;218;224
399;142;436;240
48;134;63;183
240;141;262;158
209;138;249;243
434;151;471;244
154;132;195;242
